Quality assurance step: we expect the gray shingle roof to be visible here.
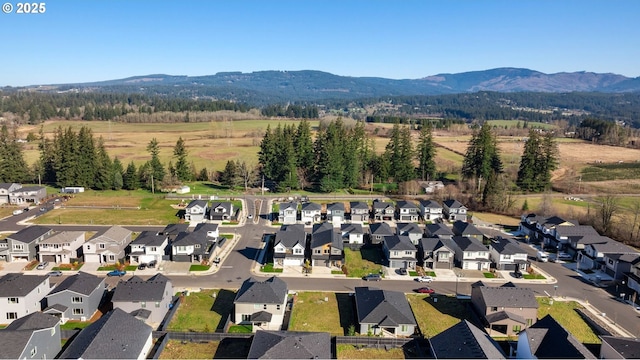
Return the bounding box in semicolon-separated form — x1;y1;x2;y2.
47;272;104;296
396;200;418;210
311;222;342;250
372;200;394;211
354;287;416;327
194;223;219;234
425;223;454;237
235;276;288;305
369;222;393;236
162;223;189;235
590;240;637;254
397;223;422;235
130;231;167;246
172;231;208;246
327;202;345;212
0;273;48;297
5;312;60;330
279;202;297;211
430;319;506;359
341;223;364;235
301;202;321;211
420;237;454;254
490;237;526;255
420;199;442;209
384;235;416;251
523;315;595;359
443;199;465;209
555;225;599;237
7;225;51;243
58;308;152;359
186;200;207;209
112;275;171;302
453;220;484;236
0;330;32;358
209;201;232;213
485;310;527;324
274;224;306;249
87;225;131;244
247;330;331;359
452;236;488;252
350;201;369;211
600;336;640;359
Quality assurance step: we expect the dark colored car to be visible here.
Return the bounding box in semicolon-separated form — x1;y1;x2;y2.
513;270;523;278
398;268;408;275
137;263;147;270
107;269;126;277
415;287;435;294
147;260;157;268
362;273;382;281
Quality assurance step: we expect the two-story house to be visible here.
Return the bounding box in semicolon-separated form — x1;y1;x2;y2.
273;224;307;267
536;216;577;245
233;276;288;332
340;223;365;248
396;200;419;222
603;252;640;280
382;235;417;270
112;274;173;326
369;222;394;245
5;226;53;262
278;202;298;225
551;225;599;252
184;200;208;223
0;312;61;360
326;202;346;226
128;231;168;265
310;222;344;268
420;199;443;221
38;231;85;264
0;183;22;204
300;202;322;224
396;223;422;245
44;272;105;322
208;201;234;221
372;200;395;221
488;237;529;271
430;320;506;359
451;236;491;270
0;238;8;262
9;186;47;205
471;282;538;336
83;226;132;264
578;240;631;271
425;223;454;239
452;221;485;243
627;263;640;302
349;201;370;223
599;336;640;360
419;237;455;269
516;315;595;359
443;199;467;222
0;274;51;325
354;286;417;337
171;230;216;263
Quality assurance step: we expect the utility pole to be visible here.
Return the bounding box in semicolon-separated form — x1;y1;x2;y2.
151;174;155;194
261;174;264;196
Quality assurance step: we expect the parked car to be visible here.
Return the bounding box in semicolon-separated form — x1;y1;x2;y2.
558;252;572;260
415;287;435;294
415;276;434;283
36;262;49;270
47;270;63;277
39;207;47;212
137;263;147;270
513;270;523;279
362;273;382;281
536;251;549;262
107;269;126;277
247;214;253;219
147;260;157;268
12;209;23;216
398;268;408;275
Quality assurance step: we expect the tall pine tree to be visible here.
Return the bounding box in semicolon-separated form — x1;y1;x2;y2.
173;137;191;182
416;121;437;181
461;123;503;202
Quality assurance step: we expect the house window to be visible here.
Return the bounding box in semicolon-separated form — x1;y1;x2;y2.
86;245;91;250
30;347;37;357
491;307;498;312
401;325;408;332
393;251;398;256
72;308;84;315
263;304;267;310
513;325;521;333
405;251;413;256
242;314;251;321
150;247;157;252
527;319;533;326
294;248;302;254
277;304;281;310
141;302;146;308
6;312;17;320
109;255;115;261
13;244;24;251
440;253;449;259
608;259;614;265
315;249;321;254
324;249;330;254
99;244;105;249
8;297;18;304
195;244;201;249
155;302;160;308
254;304;261;309
71;297;83;304
503;254;511;259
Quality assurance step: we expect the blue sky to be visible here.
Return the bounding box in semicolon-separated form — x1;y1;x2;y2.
1;0;638;86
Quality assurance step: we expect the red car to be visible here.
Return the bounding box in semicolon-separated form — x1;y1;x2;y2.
415;287;435;294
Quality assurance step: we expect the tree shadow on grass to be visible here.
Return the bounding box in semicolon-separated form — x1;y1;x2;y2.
213;338;252;359
422;295;473;321
335;293;357;335
211;289;236;332
360;245;384;265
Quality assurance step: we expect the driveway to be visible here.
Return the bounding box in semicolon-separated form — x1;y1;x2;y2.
161;261;191;275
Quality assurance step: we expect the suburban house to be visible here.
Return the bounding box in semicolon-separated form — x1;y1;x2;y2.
161;223;190;241
247;330;331;359
451;236;491;270
443;199;467;222
599;336;640;359
430;320;506;359
310;222;344;268
396;223;422;245
61;186;85;194
278;202;298;225
0;183;22;204
349;201;370;223
0;312;61;360
627;263;640;298
471;282;538;336
354;286;417;337
273;224;307;267
58;308;153;360
603;252;640;280
420;199;443;221
518;213;547;239
0;239;7;262
194;222;220;238
111;274;174;326
536;216;577;244
452;220;485;243
171;231;216;263
578;240;638;272
372;200;395;221
382;235;417;270
44;272;105;322
9;185;47;205
340;223;365;247
418;180;444;194
5;225;53;262
567;234;612;257
208;201;234;221
83;226;132;264
516;315;595;359
300;202;322;224
234;276;288;332
369;222;394;245
550;225;599;252
326;202;346;226
0;274;51;324
396;200;419;222
425;223;454;239
419;237;455;269
184;199;208;223
38;231;85;264
128;231;169;265
489;237;529;271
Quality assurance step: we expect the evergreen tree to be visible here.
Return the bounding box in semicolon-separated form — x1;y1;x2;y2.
461;123;503;201
146;138;166;188
416;121;437;181
52;127;79;188
93;137;112;190
314;120;345;192
173;137;191;182
37;125;55;184
112;157;124;190
294;120;314;173
258;125;277;180
76;127;97;188
0;125;30;182
220;160;239;187
516;130;558;192
123;161;139;190
384;123;415;182
198;167;209;181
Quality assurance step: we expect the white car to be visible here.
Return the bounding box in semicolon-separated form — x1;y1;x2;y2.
415;276;434;283
12;209;23;216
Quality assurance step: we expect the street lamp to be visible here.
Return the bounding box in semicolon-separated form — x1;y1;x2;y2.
554;285;558;298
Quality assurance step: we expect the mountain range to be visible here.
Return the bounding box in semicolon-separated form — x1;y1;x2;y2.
29;67;640;104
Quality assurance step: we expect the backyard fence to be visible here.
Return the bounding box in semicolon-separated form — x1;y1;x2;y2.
157;296;182;331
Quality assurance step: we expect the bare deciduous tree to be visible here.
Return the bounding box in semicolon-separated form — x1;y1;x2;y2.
597;195;620;235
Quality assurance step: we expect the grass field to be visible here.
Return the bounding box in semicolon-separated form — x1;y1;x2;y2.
486;120;557;130
406;294;472;338
336;344;405;359
343;248;384;278
167;289;235;332
288;292;354;335
159;339;251;359
537;297;601;344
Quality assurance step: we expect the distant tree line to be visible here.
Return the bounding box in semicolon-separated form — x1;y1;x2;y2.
574;118;630;146
261;104;319;118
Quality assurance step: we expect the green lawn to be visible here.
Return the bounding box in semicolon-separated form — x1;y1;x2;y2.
159;339;251;359
336;344;405;359
167;289;235;332
189;265;210;271
524;274;546;279
537;297;601;344
407;294;473;338
483;272;496;278
228;324;252;333
260;263;283;273
60;321;92;330
343;248;384;278
289;292;355;336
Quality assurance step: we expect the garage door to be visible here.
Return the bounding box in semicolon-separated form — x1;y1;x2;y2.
41;255;56;263
283;258;301;266
502;264;516;271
